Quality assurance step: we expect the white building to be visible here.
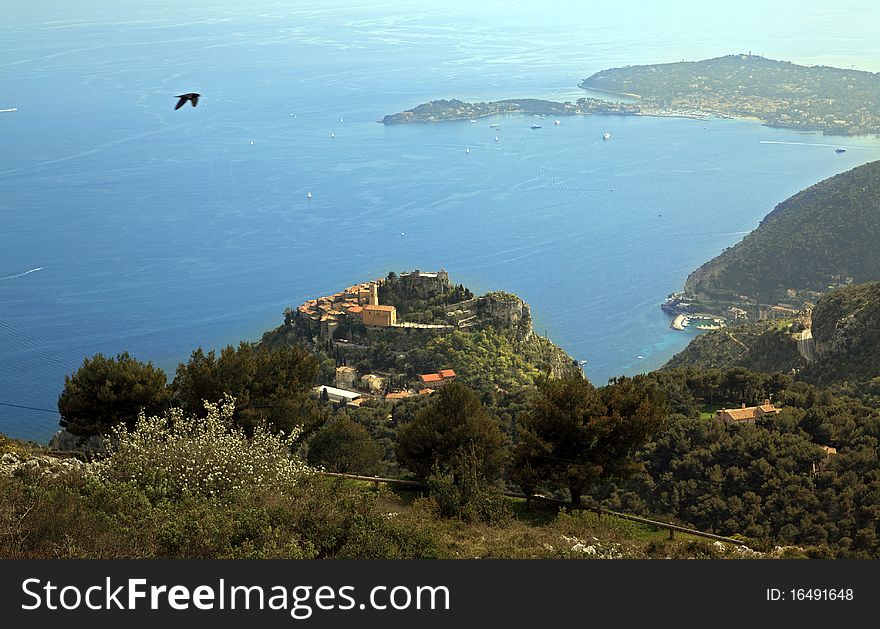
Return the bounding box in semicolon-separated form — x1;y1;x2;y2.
312;385;363;406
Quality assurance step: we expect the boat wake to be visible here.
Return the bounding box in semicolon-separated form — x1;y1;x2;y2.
0;267;43;281
760;140;860;149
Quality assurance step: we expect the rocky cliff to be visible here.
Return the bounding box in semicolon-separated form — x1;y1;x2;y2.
800;281;880;384
475;291;533;340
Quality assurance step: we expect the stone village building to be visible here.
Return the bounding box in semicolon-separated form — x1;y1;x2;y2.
715;400;779;426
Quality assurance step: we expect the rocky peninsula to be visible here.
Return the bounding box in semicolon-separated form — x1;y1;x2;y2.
381;97;639;124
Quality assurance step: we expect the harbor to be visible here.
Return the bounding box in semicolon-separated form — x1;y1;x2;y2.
671;314;726;331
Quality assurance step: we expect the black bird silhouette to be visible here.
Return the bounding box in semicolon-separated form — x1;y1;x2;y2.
174;93;200;110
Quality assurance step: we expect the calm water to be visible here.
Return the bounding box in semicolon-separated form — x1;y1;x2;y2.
3;1;880;441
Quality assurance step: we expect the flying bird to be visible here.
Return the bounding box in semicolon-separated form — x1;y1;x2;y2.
174;93;200;110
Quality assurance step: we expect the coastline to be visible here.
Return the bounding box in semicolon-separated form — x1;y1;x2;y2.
576;83;642;100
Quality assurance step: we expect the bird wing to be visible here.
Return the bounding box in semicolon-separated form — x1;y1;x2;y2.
190;94;199;107
174;96;187;110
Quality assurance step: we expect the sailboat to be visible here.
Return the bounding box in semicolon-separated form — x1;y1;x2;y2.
466;147;470;154
603;132;611;140
307;192;312;199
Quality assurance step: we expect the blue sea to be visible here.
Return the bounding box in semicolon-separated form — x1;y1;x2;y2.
3;0;880;441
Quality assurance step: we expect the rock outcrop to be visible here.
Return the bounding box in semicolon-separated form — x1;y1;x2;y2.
476;292;533;340
1;451;87;478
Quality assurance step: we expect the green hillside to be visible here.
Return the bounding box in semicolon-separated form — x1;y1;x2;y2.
801;282;880;385
683;160;880;304
666;283;880;387
664;320;804;374
580;54;880;135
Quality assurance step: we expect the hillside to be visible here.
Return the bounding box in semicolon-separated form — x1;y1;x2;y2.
666;282;880;386
683;160;880;304
800;282;880;385
580;54;880;135
263;270;582;394
664;320;805;374
0;432;763;559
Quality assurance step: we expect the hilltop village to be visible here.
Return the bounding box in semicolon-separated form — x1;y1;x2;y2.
277;269;556;406
287;270;457;337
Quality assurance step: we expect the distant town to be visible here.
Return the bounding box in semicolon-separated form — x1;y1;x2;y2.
581;54;880;136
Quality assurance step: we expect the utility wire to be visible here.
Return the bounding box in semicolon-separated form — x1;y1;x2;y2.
0;401;59;414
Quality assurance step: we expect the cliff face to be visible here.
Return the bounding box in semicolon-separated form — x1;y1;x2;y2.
801;282;880;385
476;292;533;340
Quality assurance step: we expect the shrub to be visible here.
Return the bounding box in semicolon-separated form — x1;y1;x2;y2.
93;395;312;500
426;456;512;525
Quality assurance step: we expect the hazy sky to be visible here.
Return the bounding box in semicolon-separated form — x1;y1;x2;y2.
2;0;879;71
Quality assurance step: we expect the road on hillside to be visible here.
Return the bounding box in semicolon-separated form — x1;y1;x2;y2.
797;329;816;362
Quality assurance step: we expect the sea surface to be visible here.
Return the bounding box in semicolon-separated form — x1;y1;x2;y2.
3;0;880;441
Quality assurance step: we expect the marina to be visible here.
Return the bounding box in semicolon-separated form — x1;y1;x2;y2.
671;314;726;331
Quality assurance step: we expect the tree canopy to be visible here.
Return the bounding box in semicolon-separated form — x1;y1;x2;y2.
307;416;384;475
57;352;171;436
171;342;323;434
395;381;506;481
513;375;668;505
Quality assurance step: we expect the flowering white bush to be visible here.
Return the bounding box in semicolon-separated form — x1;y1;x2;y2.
92;395;313;499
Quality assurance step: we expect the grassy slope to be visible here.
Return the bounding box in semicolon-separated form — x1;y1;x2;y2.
664;320;804;374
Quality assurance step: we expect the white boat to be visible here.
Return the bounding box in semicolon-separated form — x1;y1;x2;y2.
554;120;560;125
331;133;335;139
489;123;499;128
466;147;470;153
603;132;611;140
495;136;499;141
307;192;312;199
530;124;542;129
